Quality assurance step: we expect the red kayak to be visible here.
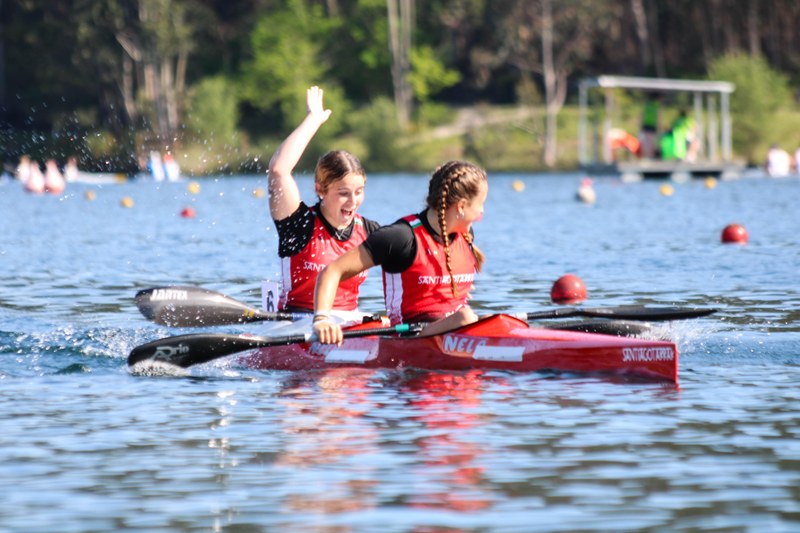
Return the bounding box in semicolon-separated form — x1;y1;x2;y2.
240;314;678;382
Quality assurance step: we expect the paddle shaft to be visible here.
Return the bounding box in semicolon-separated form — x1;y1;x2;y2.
136;286;715;327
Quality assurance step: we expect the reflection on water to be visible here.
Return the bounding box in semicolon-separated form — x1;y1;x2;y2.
276;369;380;516
403;371;497;513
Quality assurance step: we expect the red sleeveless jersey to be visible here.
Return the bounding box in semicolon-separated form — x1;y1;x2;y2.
280;212;369;311
383;215;477;324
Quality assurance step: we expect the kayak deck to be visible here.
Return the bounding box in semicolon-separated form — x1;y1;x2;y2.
240;314;678;383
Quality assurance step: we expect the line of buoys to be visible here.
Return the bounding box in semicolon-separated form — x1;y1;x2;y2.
551;274;588;304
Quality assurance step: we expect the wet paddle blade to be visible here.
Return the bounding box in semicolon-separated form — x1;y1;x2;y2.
524;306;717;321
127;324;421;368
127;332;309;368
545;320;654;337
135;286;302;326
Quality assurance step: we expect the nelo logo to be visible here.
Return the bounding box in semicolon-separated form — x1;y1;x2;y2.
442;334;487;356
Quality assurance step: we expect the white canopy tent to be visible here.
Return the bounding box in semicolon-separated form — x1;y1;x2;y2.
578;75;735;167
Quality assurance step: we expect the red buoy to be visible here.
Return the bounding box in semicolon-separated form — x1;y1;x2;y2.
180;206;197;218
721;223;748;244
551;274;588;304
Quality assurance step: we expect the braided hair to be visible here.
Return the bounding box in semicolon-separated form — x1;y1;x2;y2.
425;160;487;295
315;150;366;196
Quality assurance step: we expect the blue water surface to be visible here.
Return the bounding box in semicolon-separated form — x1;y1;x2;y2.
1;172;799;532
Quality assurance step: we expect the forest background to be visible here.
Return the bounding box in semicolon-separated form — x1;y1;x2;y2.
1;0;799;175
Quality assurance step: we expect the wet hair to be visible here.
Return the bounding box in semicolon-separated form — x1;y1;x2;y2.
425;160;487;293
315;150;366;195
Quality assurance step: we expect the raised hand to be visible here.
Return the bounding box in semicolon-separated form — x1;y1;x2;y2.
307;85;332;123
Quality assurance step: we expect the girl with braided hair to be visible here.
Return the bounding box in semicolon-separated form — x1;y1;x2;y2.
268;86;380;314
313;160;488;345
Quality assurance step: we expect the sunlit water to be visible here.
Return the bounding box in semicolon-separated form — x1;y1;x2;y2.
1;172;799;532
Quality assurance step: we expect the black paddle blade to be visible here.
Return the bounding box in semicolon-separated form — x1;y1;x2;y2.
545;320;654;337
127;332;308;368
525;306;717;321
135;286;299;326
128;323;424;369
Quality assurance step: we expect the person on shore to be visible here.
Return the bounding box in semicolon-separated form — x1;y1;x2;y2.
163;153;181;181
638;92;660;159
576;177;596;204
44;159;65;194
607;128;641;161
269;85;380;315
23;159;45;194
765;144;791;177
15;155;32;184
63;156;79;182
312;160;488;345
148;151;165;181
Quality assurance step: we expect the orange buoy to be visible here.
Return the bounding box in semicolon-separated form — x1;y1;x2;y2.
180;206;197;218
721;223;748;244
120;196;134;208
551;274;588;304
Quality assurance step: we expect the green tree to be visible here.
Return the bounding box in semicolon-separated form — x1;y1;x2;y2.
326;0;393;102
708;53;792;162
239;0;341;130
408;45;460;103
184;76;239;145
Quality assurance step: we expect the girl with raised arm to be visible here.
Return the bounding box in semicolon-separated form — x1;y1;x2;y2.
268;86;380;314
313;160;488;344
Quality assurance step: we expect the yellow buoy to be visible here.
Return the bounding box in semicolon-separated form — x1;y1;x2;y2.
120;196;134;208
253;187;265;198
511;179;525;192
704;177;717;189
84;190;96;201
659;184;674;197
187;181;201;194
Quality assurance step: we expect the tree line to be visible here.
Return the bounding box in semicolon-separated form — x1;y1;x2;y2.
1;0;798;173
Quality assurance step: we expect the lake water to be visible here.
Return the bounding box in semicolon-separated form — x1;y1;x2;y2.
1;171;799;532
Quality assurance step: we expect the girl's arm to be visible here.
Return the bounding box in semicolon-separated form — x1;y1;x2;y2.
313;246;375;345
267;86;332;221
